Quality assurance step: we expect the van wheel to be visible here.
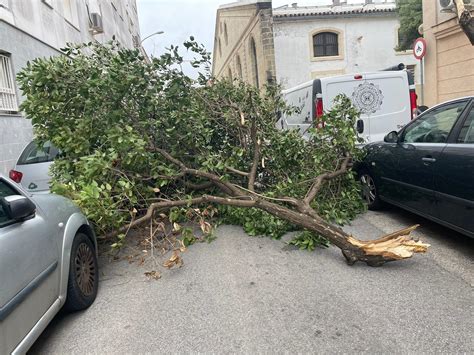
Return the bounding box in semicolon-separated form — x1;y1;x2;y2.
64;233;98;312
359;170;383;210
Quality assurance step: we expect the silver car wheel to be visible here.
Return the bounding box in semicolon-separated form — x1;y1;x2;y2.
74;243;96;296
360;174;377;205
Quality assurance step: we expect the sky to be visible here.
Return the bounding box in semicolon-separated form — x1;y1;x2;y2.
136;0;337;76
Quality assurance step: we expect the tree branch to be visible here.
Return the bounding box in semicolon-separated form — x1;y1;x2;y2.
226;166;250;177
184;181;214;190
233;184;300;206
152;146;243;197
105;194;257;239
303;154;352;205
248;117;260;192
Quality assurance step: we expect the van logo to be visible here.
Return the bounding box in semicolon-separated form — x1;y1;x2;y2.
28;182;38;190
352;82;384;114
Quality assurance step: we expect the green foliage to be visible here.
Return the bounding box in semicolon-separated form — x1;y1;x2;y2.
288;230;330;251
17;39;365;244
218;206;293;239
396;0;423;51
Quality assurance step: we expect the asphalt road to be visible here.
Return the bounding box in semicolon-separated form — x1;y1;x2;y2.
30;206;473;354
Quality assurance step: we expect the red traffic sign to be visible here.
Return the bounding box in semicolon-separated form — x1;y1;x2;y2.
413;38;427;60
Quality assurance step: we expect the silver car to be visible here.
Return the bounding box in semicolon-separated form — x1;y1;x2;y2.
0;175;98;354
9;140;58;193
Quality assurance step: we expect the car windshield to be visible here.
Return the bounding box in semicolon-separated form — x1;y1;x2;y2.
17;141;59;165
0;179;19;227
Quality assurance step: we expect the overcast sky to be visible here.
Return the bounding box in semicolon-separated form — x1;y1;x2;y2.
136;0;331;74
136;0;364;75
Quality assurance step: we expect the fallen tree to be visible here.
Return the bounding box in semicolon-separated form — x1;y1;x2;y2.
17;40;429;266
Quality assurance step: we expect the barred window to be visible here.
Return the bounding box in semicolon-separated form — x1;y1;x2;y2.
313;32;339;57
0;53;18;113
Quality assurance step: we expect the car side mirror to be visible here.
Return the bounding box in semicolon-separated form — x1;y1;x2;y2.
384;131;399;143
0;195;36;221
356;119;364;134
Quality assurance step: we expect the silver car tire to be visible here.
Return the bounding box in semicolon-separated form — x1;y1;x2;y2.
64;233;98;312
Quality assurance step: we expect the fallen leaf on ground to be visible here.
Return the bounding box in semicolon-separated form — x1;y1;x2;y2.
144;270;161;280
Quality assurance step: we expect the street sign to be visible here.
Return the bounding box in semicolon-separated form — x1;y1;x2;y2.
413;38;427;60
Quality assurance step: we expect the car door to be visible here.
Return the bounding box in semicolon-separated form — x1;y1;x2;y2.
0;179;59;353
433;101;474;236
378;100;470;217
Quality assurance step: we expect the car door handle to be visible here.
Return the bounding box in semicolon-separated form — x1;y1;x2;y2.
422;157;436;163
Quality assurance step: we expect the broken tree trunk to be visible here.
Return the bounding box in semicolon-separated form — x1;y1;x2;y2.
239;197;429;267
110;191;429;267
104;143;430;267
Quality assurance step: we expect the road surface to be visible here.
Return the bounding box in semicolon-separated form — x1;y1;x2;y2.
31;206;474;353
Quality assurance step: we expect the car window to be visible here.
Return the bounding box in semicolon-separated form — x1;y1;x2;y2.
457;106;474;144
402;101;468;144
18;141;59;165
0;180;19;227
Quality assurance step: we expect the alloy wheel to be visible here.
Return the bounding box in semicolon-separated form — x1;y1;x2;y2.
360;174;377;205
74;243;96;296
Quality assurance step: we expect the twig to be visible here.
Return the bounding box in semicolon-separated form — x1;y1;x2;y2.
233;185;299;205
303;154;352;205
226;166;250;177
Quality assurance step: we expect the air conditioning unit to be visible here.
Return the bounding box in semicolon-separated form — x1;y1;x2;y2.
440;0;473;13
89;12;104;34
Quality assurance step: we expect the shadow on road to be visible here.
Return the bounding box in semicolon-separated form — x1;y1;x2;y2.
381;204;473;255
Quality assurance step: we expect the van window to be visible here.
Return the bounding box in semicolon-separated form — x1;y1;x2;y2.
18;141;59;165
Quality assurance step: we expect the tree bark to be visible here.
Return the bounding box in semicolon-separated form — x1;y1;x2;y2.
454;0;474;45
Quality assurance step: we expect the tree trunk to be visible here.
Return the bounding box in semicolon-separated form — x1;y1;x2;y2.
255;199;429;267
115;192;429;267
454;0;474;45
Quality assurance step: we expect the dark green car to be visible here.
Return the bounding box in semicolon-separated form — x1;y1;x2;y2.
357;96;474;238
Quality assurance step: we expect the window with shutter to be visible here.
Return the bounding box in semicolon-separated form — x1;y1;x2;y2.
313;32;339;57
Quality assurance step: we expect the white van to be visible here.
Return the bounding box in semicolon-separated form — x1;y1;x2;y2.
278;65;418;143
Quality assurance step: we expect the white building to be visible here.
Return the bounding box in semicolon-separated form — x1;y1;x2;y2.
0;0;141;175
273;1;420;89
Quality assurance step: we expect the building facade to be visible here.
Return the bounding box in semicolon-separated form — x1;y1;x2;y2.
423;1;474;106
0;0;141;175
212;1;420;92
212;0;276;89
273;1;419;89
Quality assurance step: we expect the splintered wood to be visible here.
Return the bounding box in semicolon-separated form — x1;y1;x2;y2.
347;225;430;261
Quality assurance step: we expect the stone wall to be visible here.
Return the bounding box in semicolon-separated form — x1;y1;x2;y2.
211;1;276;89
